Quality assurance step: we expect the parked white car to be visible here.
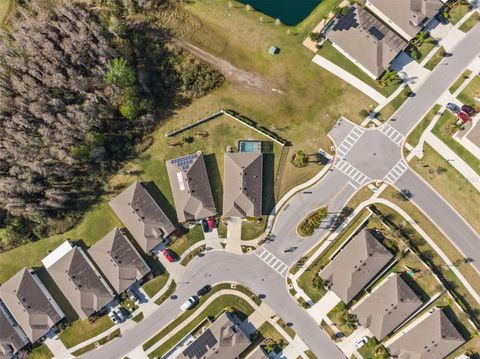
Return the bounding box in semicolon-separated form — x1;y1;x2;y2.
355;337;368;349
108;311;119;325
114;308;126;322
180;296;198;311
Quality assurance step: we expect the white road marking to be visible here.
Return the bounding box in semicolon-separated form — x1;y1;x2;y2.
380;124;405;146
335;160;371;188
336;127;365;159
384;160;408;183
255;249;289;277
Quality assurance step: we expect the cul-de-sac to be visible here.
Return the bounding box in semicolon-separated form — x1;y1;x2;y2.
0;0;479;358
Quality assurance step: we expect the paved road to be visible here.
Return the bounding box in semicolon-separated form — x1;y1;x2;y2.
83;24;480;359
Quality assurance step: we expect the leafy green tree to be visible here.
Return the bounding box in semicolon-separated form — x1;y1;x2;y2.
292;150;308;168
119;88;140;120
309;32;323;42
105;58;136;88
70;144;91;162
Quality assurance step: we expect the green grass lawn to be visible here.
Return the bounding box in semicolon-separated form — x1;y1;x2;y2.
154;281;177;305
447;3;471;25
406;104;441;148
457;75;480;106
27;344;53;359
132;312;144;322
410;144;480;234
317;41;398;98
217;221;227;238
241;217;267;240
327;302;356;336
168;224;204;256
146;294;255;358
296;209;370;302
459;11;480;32
449;70;472;94
358;338;389;359
180;245;206;266
71;329;121;357
142;270;170;298
377;86;412;122
58;316;114;349
276;318;295;338
431;110;480;176
424;46;446;70
0;0;14;26
415;39;438;63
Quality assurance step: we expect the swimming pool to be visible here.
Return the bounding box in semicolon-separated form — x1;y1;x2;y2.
239;140;262;153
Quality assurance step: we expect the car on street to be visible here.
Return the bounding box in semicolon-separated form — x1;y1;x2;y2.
162;248;175;262
201;219;209;232
197;285;211;296
461;104;477;116
108;311;119;324
180;296;198;311
207;216;215;230
446;102;460;114
457;111;471;123
355;337;368;349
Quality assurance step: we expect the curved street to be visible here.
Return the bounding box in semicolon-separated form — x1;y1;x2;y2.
83;23;480;359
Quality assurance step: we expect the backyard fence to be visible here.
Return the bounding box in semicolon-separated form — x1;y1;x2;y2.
165;109;291;146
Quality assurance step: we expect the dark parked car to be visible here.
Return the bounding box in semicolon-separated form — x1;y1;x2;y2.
457;111;471;123
201;219;209;232
446;102;460;114
435;13;449;25
461;104;477;117
197;285;212;296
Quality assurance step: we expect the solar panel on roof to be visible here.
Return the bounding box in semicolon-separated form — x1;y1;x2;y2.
182;330;217;359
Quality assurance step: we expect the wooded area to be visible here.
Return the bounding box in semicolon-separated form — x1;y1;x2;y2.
0;0;224;251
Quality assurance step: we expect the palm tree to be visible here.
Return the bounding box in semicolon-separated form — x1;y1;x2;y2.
105;58;136;88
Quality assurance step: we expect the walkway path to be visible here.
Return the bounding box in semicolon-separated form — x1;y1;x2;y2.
312;55;386;103
225;217;243;254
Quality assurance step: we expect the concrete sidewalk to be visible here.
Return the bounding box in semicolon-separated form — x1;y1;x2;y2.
312;55;386;104
225;217;243;254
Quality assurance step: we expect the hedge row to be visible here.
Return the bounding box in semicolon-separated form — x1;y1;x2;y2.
297;207;328;237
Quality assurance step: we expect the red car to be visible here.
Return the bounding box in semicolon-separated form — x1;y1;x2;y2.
207;217;216;230
457;111;471;123
162;248;175;262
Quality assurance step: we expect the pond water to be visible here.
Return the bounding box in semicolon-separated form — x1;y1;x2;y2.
239;0;322;25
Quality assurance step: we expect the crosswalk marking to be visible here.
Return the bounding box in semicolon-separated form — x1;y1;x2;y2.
255;249;289;277
336;127;365;159
380;124;405;146
335;160;371;188
384;160;408;184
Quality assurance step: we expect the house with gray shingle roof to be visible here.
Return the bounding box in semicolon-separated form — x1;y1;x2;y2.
319;229;394;304
176;312;250;359
166;152;216;223
0;302;29;359
42;241;115;319
223;152;263;217
327;4;407;79
386;308;465;359
366;0;443;40
351;274;423;340
110;182;176;253
0;268;65;342
88;228;151;294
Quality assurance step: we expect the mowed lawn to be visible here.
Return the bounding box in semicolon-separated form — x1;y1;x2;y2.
410;143;480;234
0;0;14;26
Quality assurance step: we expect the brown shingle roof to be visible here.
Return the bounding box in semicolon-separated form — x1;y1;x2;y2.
176;312;250;359
368;0;443;39
327;4;407;78
0;269;64;342
166;152;216;223
109;182;176;253
88;228;151;293
387;308;465;358
0;303;29;359
223;152;263;217
43;242;114;319
319;229;394;303
351;274;423;340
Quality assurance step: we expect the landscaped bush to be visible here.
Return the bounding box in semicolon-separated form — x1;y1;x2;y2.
292;150;308;168
297;207;328;237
